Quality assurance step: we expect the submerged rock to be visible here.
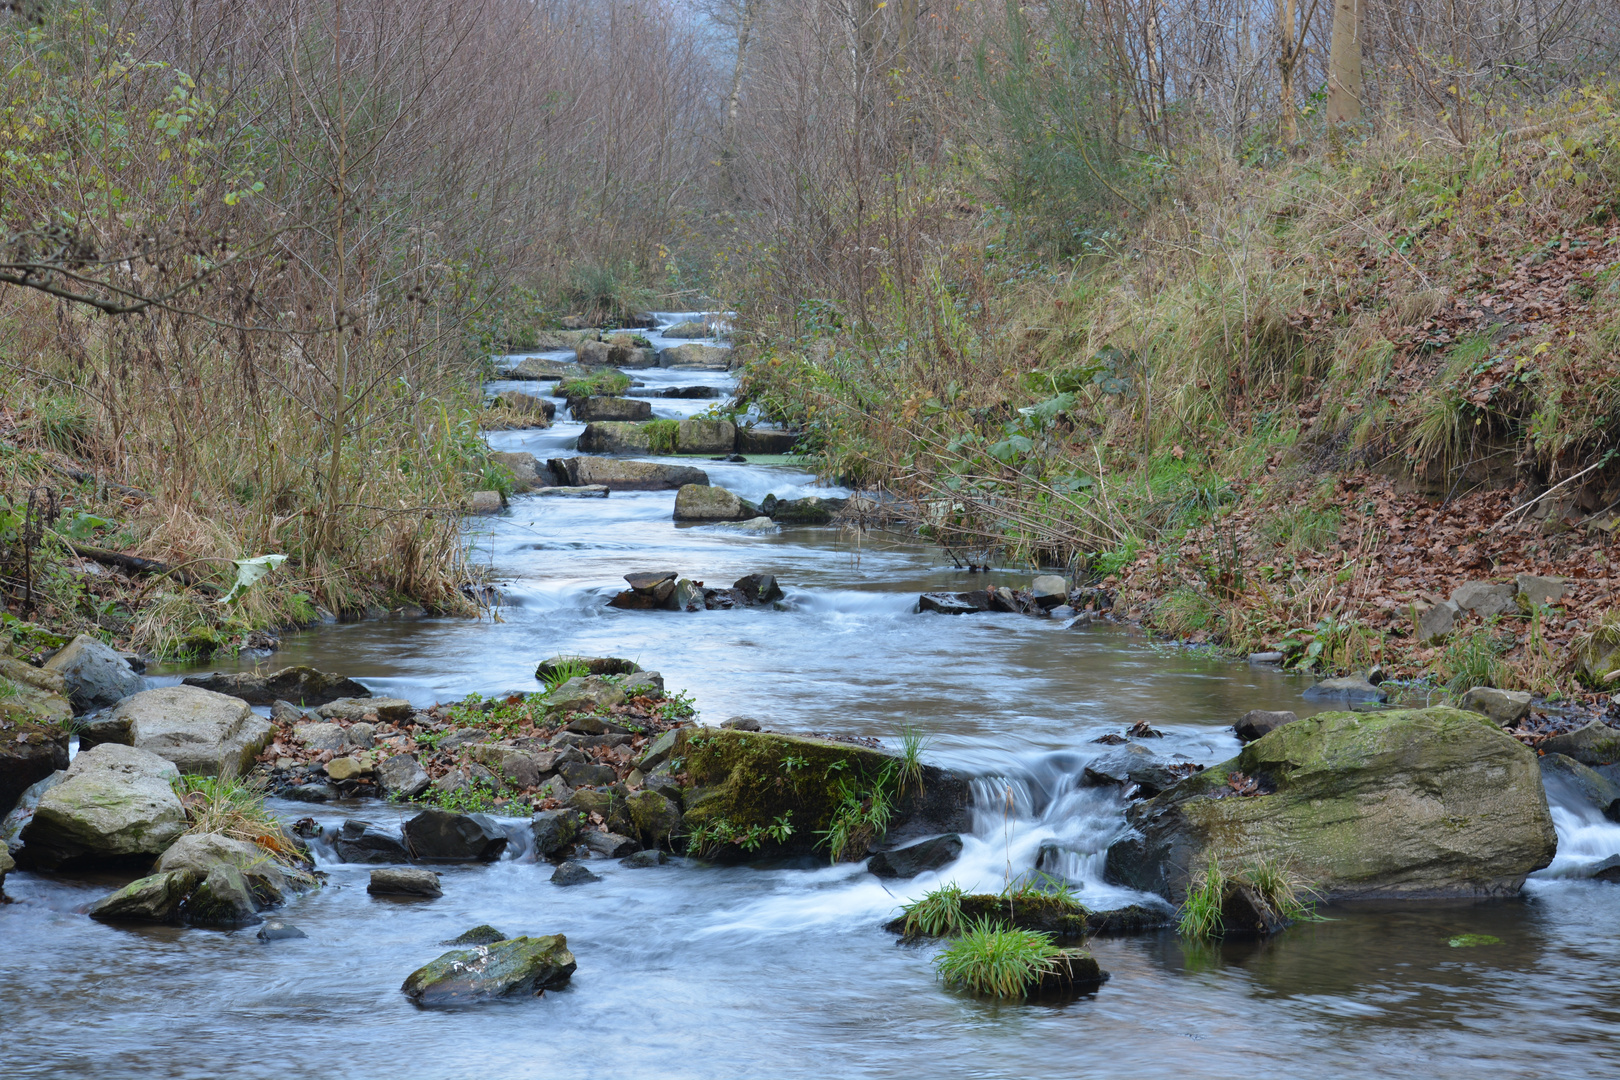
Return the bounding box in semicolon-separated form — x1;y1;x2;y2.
401;935;576;1005
1105;707;1557;901
333;820;410;863
445;924;507;946
43;634;143;713
258;920;308;941
621;849;668;868
18;743;185;868
1300;674;1387;704
551;860;600;887
531;809;582;857
181;666;368;707
760;494;844;525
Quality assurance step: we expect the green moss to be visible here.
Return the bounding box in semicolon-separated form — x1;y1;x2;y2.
645;419;680;454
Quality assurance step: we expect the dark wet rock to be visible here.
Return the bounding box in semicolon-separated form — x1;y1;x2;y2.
673;483;758;522
720;716;761;731
401;935;576;1005
759;493;845;525
106;686;273;777
570;396;652;422
1459;687;1533;726
1538;753;1620;821
548;457;708;491
560;716;631;737
1301;674;1388;704
679;728;971;862
1029;950;1108;996
1105;707;1557;902
1;769;64;849
1235;710;1298;743
1591;855;1620;883
582;830;639;858
621;848;668;868
565;790;635;836
258;919;308;941
1540;720;1620;767
626;790;682;847
18;743;184;868
733;574;784;604
917;591;991;615
648;384;723;399
551;860;600;887
42;634;143;713
0;717;69;819
1081;904;1173;935
445;924;507;946
531;809;582;857
536;655;642;680
181;666;368;707
402;809;508;862
86;869;203;923
737;428;798;455
636;728;682;772
1082;745;1182;797
333;820;410;863
1219;882;1291;937
867;833;963;878
376;754;431;799
369;867;443;898
576;420;652;454
282;783;337;803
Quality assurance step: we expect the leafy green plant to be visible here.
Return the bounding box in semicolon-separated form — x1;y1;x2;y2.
686;812;795;856
658;690;697;722
901;882;967;937
932;917;1062;998
819;765;896;862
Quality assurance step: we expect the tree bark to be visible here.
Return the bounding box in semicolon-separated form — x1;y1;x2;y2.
1326;0;1364;123
720;0;761;202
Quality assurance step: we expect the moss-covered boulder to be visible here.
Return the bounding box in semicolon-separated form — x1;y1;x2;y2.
87;833;316;927
401;935;576;1005
678;728;970;862
1105;707;1557;901
18;743;185;868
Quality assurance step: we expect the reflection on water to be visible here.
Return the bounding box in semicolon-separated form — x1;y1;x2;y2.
4;315;1619;1078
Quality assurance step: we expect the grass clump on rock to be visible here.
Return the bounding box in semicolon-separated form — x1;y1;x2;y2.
555;370;631;400
901;882;967;937
1177;855;1314;939
645;419;680;455
175;774;304;866
932;917;1067;998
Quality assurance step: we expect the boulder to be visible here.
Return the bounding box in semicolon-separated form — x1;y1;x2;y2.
676;418;737;455
1537;753;1620;821
622;849;668;868
1515;573;1565;608
258;920;308;941
445;925;507;946
468;490;504;515
1450;581;1517;618
18;743;185;867
0;718;69;818
1082;745;1181;797
493;389;556;421
488;451;549;492
545;675;627;717
324;756;369;782
626;790;682;847
636;728;681;772
551;860;600;887
1234;710;1297;743
867;833;963;878
567;789;636;836
369;867;443;898
733;574;784;604
1029;576;1069;611
402;809;508;861
663;319;710;338
0;655;73;727
548;456;709;491
720;716;761;731
1412;600;1459;643
576;421;652;454
659;343;731;369
107;686;273;777
402;935;576;1005
582;830;639;858
673;484;756;522
181;666;368;707
1539;720;1620;767
1301;674;1387;704
333;820;410;863
622;571;678;603
43;634;143;713
1104;707;1557;901
86;869;203;923
1591;855;1620;883
570;396;653;422
293;722;348;753
2;769;65;848
760;494;845;525
531;809;581;857
318;697;412;723
1458;687;1533;726
536;655;642;680
157;832;314;916
737;428;798;455
680;728;971;862
559;762;617;788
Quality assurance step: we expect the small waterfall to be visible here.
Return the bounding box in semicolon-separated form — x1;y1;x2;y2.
1534;771;1620;880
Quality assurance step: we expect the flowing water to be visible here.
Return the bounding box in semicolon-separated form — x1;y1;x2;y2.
5;316;1620;1079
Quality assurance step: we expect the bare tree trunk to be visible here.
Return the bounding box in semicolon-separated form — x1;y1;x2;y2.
1327;0;1363;123
723;0;760;163
1279;0;1298;141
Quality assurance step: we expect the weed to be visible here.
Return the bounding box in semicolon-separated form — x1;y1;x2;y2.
1438;625;1511;693
645;418;680;454
897;723;931;795
657;690;698;722
1001;870;1083;909
173;774;303;865
541;659;590;693
901;882;967;937
1177;856;1227;938
819;765;896;863
932;917;1062;998
686;812;795;856
1260;504;1342;552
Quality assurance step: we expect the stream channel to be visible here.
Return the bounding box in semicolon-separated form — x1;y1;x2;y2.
4;315;1620;1079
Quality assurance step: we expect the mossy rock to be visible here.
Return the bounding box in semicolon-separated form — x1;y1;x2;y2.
677;727;969;862
1105;706;1557;902
886;896;1169;939
401;935;576;1005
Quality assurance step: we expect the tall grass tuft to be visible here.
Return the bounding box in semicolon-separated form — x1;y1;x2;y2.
933;917;1062;998
174;775;304;866
901;882;967;938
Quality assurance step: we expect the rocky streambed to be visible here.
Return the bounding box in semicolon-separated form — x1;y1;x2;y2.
5;312;1620;1079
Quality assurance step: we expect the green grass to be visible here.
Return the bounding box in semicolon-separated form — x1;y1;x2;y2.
932;917;1063;998
1439;626;1511;693
819;765;896;863
1178;855;1316;938
901;882;967;937
174;774;303;865
1177;855;1227;938
1154;585;1219;638
1259;504;1342;551
645;418;680;454
556;369;632;399
897;723;931;795
1001;870;1082;908
540;659;590;693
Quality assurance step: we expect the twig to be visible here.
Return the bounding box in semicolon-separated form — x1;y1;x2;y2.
1496;459;1608;529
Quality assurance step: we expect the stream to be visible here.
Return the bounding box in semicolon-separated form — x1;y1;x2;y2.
4;315;1620;1079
